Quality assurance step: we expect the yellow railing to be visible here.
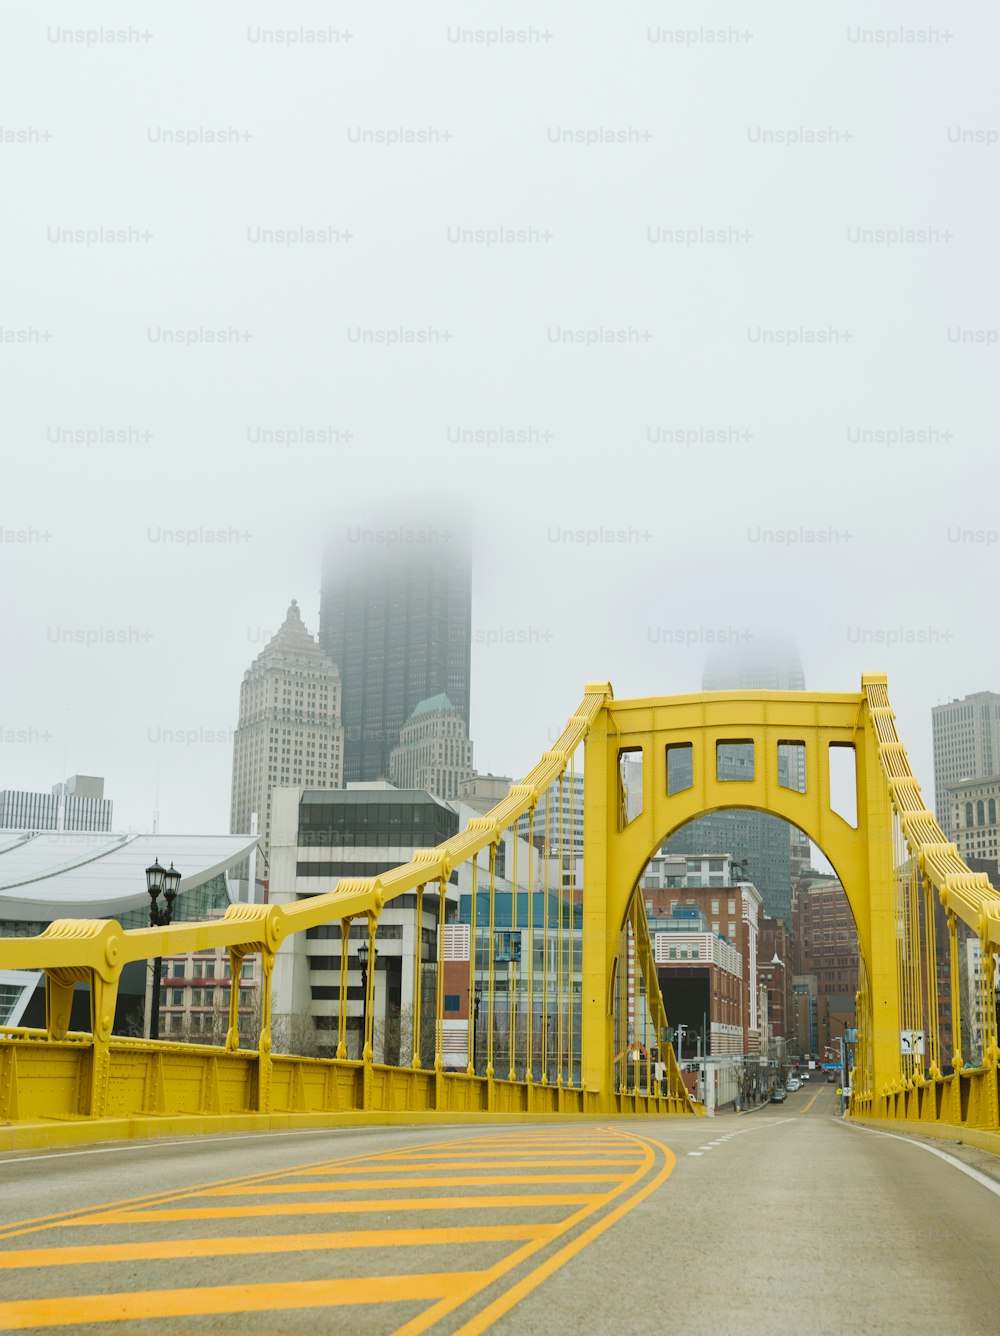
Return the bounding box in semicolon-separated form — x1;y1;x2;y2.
0;684;696;1137
853;681;1000;1131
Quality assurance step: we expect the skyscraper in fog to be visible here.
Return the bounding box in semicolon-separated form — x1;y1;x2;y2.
230;600;344;867
665;636;806;921
319;533;472;784
701;639;805;693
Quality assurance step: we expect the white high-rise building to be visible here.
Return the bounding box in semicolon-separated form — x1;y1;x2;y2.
932;692;1000;839
0;775;112;832
946;775;1000;863
230;600;344;869
388;694;474;801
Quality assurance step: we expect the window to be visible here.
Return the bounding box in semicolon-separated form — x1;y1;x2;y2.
666;743;693;796
777;740;807;793
717;740;754;782
444;994;460;1012
711;899;720;914
829;744;858;828
728;898;736;914
977;800;986;826
619;748;643;824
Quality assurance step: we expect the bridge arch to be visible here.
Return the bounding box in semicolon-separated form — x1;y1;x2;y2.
630;806;858;941
581;680;897;1096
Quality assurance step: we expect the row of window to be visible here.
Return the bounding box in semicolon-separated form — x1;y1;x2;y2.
163;960;255;981
161;987;253;1006
963;799;998;827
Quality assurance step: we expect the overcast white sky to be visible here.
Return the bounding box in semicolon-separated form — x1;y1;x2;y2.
2;3;997;845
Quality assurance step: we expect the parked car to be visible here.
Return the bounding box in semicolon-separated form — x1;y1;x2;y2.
770;1088;787;1103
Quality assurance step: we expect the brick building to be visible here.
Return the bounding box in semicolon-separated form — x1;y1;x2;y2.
758;915;792;1050
792;874;859;1054
645;877;763;1061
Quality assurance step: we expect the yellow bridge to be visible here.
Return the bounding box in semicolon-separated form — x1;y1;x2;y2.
2;675;998;1150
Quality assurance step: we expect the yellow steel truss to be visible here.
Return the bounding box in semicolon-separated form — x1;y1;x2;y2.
2;674;998;1145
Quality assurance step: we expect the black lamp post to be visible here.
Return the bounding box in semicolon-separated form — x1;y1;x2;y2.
146;858;181;1042
472;986;482;1071
357;940;377;1055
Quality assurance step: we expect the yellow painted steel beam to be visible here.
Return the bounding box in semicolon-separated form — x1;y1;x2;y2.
4;673;989;1133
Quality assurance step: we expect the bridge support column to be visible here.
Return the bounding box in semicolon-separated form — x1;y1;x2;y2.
582;694;613;1101
861;720;902;1096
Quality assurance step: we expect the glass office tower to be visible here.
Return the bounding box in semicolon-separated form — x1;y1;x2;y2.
319;534;472;783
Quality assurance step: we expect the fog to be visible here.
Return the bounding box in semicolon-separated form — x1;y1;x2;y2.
3;3;996;834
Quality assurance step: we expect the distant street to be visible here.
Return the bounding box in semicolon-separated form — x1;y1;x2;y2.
2;1083;999;1334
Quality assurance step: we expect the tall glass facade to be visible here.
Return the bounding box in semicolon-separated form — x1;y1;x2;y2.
319;540;472;783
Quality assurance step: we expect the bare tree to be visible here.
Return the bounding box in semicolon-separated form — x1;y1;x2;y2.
270;1010;323;1059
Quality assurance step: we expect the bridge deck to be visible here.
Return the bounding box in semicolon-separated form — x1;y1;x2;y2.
1;1082;998;1334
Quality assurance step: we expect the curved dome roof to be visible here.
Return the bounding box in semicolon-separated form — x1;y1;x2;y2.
0;831;258;922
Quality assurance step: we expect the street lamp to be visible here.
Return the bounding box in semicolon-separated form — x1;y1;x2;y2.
146;858;181;1042
472;985;482;1071
357;940;377;1056
674;1022;688;1067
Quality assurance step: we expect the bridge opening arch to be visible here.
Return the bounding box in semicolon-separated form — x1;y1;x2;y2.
631;806;862;1113
579;684;898;1100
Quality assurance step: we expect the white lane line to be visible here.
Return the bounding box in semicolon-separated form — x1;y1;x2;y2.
841;1122;1000;1200
687;1152;703;1157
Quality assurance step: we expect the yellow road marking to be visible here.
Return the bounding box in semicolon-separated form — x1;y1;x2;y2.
0;1224;556;1271
373;1157;644;1167
0;1126;669;1333
390;1130;667;1336
0;1273;473;1331
293;1159;641;1174
67;1193;602;1226
394;1146;634;1154
0;1136;464;1242
802;1089;821;1114
200;1173;625;1193
445;1138;677;1336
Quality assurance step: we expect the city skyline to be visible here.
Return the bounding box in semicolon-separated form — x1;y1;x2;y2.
2;567;991;839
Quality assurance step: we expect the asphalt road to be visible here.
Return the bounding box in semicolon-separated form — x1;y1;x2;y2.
1;1081;998;1335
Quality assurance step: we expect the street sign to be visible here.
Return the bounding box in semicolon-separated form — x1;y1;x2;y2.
900;1029;925;1056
